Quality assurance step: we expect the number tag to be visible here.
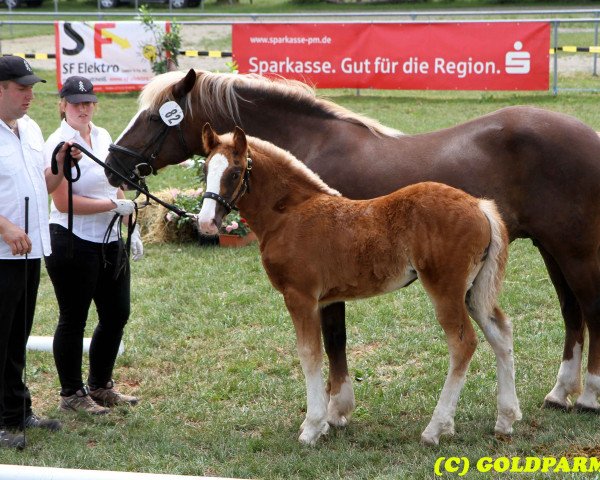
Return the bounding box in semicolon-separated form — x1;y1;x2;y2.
159;101;184;126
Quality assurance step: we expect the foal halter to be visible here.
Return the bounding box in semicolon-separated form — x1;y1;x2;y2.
202;157;253;215
108;97;192;191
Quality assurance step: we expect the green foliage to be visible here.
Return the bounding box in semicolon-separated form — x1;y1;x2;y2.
221;210;252;236
138;5;182;74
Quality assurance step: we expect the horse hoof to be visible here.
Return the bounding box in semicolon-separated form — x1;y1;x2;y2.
542;399;571;412
298;432;318;446
298;421;329;445
494;432;513;443
420;433;440;446
573;403;600;414
327;415;348;428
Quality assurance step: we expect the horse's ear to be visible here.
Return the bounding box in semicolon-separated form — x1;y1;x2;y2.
202;123;220;153
172;69;197;99
233;126;248;157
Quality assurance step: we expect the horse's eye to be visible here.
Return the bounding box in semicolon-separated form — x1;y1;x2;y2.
230;171;240;181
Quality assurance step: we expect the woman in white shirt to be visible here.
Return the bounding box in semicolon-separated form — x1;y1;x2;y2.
43;76;141;415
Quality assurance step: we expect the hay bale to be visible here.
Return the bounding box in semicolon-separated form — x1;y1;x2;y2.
135;189;198;244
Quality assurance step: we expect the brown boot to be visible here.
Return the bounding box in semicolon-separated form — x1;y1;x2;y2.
59;387;110;415
89;380;139;407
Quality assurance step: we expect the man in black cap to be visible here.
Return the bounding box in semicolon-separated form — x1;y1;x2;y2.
0;55;77;449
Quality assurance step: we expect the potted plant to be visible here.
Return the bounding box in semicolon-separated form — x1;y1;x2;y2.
163;189;256;247
218;210;257;248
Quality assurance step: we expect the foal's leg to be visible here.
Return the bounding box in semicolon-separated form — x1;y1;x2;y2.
419;283;477;446
467;303;521;435
321;302;355;427
537;246;584;410
285;290;330;445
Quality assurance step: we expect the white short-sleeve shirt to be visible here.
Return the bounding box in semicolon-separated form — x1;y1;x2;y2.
0;116;51;260
44;120;120;243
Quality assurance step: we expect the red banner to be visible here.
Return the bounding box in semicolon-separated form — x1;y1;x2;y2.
232;22;550;90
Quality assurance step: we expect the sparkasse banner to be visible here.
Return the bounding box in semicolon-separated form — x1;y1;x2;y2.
233;22;550;90
55;21;170;93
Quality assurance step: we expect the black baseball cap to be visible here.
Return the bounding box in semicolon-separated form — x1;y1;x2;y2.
60;76;97;103
0;56;46;85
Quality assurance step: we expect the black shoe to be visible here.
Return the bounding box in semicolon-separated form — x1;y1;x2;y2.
0;430;25;449
23;414;62;432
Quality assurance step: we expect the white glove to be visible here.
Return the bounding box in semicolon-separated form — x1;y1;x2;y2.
111;199;136;216
131;224;144;261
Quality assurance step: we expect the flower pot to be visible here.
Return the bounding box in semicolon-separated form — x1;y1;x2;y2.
218;231;257;248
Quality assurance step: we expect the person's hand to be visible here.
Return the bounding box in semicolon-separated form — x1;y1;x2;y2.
69;144;83;163
110;199;136;216
55;141;81;171
131;224;143;261
0;223;31;256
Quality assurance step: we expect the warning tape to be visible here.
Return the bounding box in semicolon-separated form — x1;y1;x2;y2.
550;46;600;53
181;50;232;58
0;50;232;59
3;48;599;58
0;52;55;59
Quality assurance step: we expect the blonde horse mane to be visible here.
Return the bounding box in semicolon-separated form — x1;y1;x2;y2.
138;70;403;138
218;132;342;198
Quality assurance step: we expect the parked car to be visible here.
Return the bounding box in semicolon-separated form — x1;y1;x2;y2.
1;0;43;7
99;0;199;7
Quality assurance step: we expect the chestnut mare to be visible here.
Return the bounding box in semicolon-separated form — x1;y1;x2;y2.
194;124;520;445
105;69;600;414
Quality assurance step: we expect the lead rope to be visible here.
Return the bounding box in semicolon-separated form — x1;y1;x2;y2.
50;143;181;279
50;143;81;259
101;205;138;280
50;141;190;219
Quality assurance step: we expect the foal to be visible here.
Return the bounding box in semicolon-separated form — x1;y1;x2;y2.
197;124;521;446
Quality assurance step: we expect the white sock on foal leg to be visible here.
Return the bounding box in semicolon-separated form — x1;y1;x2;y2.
476;315;521;435
421;367;466;446
298;361;329;445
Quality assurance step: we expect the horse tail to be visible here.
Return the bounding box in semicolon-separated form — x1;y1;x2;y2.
467;199;509;316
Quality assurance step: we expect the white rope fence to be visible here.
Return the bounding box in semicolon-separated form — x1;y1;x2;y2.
0;465;242;480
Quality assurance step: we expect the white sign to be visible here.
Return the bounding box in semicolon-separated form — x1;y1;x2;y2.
159;101;184;126
55;21;171;93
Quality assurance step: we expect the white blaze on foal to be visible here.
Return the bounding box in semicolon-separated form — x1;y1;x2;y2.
197;153;229;235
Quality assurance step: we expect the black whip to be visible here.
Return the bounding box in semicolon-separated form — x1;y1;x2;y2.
22;197;29;446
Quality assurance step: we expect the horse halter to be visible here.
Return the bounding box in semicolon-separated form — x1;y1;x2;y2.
108;97;192;189
202;156;253;215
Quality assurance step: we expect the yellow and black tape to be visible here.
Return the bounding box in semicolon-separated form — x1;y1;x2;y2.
0;53;55;59
1;51;231;59
550;46;600;54
181;50;232;58
4;48;600;59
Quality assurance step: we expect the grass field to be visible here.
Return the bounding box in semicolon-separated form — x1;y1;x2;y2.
2;66;600;478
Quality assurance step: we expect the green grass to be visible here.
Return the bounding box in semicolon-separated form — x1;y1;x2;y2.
3;67;600;478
